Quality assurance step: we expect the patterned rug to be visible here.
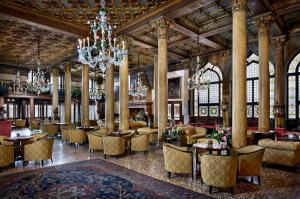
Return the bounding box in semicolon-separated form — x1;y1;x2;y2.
0;159;210;199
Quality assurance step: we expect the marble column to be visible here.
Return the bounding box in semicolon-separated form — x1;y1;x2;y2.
82;64;90;127
119;37;131;130
151;17;172;139
51;68;60;121
255;14;274;133
105;65;115;131
273;36;286;128
152;49;158;128
30;97;34;121
64;63;72;124
232;0;248;148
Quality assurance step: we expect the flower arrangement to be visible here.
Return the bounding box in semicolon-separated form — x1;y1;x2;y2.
162;119;179;140
207;124;232;146
135;111;146;121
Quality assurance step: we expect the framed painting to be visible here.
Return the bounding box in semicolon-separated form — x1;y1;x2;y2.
168;77;181;99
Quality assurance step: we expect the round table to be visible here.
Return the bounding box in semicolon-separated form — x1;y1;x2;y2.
4;136;33;162
76;126;95;131
192;143;229;181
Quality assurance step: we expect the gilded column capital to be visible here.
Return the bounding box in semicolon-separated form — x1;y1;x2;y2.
151;17;173;39
151;48;158;58
254;14;274;37
50;67;61;77
118;36;132;50
231;0;247;13
272;35;286;50
64;63;72;72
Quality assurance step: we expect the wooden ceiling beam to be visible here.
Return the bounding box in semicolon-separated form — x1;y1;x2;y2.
115;0;215;35
172;22;224;49
0;1;89;37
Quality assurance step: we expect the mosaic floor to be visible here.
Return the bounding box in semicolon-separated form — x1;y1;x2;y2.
1;129;299;199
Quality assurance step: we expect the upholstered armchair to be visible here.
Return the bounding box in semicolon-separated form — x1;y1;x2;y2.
129;120;147;130
87;132;105;153
24;138;54;166
43;123;59;136
163;143;193;178
103;136;126;158
31;133;48;142
137;127;158;144
178;125;207;146
192;127;207;140
232;145;265;184
0;145;14;168
30;120;40;130
258;139;300;167
131;134;150;154
63;123;76;130
15;119;26;128
89;120;98;127
0;136;13;146
69;129;87;145
61;128;70;142
201;155;238;194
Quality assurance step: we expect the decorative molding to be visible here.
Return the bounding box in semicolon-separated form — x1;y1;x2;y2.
151;17;173;39
231;0;247;13
254;14;274;37
64;63;72;72
271;35;286;50
118;36;133;50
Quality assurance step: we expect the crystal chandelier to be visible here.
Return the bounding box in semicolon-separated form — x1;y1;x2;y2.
89;71;105;100
9;71;28;95
27;36;50;95
77;0;127;72
129;53;148;98
187;56;210;91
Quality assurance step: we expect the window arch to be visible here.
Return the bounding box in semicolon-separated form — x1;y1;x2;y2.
246;53;275;118
193;62;222;117
287;52;300;119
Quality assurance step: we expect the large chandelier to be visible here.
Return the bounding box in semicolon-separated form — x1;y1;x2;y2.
27;37;50;95
8;71;28;95
187;56;210;91
129;53;148;98
77;0;127;72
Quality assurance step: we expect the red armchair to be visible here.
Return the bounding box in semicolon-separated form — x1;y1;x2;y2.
0;120;12;137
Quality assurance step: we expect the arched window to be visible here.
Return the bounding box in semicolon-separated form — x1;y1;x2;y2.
193;62;222;117
246;53;275;118
287;52;300;119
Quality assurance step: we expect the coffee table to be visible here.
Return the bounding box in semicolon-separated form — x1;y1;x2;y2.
4;136;33;162
277;135;300;142
192;143;229;181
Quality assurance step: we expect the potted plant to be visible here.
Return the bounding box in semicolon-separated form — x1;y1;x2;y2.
207;125;232;146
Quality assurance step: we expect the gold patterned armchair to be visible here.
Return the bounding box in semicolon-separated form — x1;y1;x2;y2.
61;128;70;142
103;136;126;158
15;119;26;128
69;129;87;145
43;123;59;136
24;138;54;166
163;143;193;178
87;132;106;153
30;120;40;130
63;123;76;130
201;155;238;194
129;120;147;130
0;136;13;146
231;145;265;184
31;133;48;142
137;127;158;144
178;125;207;146
131;134;150;154
0;144;14;168
258;139;300;167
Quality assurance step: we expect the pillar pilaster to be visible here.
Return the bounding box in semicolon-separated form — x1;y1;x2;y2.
232;0;248;148
152;49;158;128
64;63;72;124
255;14;274;133
82;64;90;127
272;35;286;128
105;65;115;131
151;17;172;139
51;68;60;121
119;36;132;130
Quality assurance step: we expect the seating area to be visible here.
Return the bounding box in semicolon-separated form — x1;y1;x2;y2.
0;0;300;198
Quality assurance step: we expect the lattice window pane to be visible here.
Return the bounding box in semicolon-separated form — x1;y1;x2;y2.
199;106;208;116
174;104;180;120
202;70;219;82
209;84;219;103
247;81;253;103
168;104;172;119
254;80;259;102
199;88;208;103
209;106;219;117
288;76;296;119
194;90;198;116
288;53;300;73
247;63;259;78
270;77;275;118
254;105;259;118
247;105;253;118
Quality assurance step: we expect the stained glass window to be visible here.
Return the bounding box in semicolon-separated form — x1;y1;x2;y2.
193;62;222;117
288;52;300;119
246;53;275;118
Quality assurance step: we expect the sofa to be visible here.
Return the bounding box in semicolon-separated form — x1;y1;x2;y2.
258;139;300;167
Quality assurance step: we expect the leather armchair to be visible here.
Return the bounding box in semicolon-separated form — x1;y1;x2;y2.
24;138;54;166
131;134;150;154
163;143;192;178
201;155;238;194
69;129;87;145
43;123;59;136
232;145;265;184
103;136;126;158
0;145;14;168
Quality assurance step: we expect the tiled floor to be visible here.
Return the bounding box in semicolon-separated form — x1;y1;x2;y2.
1;129;300;199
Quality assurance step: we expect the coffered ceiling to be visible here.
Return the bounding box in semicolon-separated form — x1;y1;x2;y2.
0;0;300;73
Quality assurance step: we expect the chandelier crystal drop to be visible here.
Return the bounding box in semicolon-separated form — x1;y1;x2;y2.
187;56;210;92
77;0;127;72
